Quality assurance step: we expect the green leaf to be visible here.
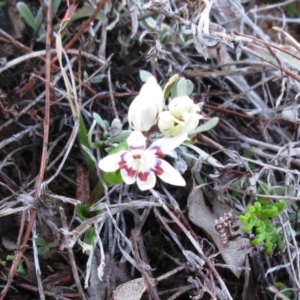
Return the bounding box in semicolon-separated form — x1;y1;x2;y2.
36;237;47;246
244;212;252;219
78;114;99;187
242;223;254;233
270;186;285;196
239;215;248;223
255;226;264;234
243;149;254;159
170;77;194;97
252;233;265;245
102;169;123;185
175;78;187;97
90;74;106;84
190;117;219;135
268;206;279;218
34;7;43;30
265;245;273;255
257;221;266;231
0;259;6;266
254;201;261;210
275;200;286;212
17;2;37;31
38;246;49;255
70;7;105;23
16;259;27;275
53;0;61;14
248;205;255;213
109;130;131;143
109;139;129;154
76;204;88;220
162;74;179;100
93;112;108;132
48;241;59;248
84;227;97;246
76;203;102;221
277;237;284;251
185;80;194;96
275;282;292;298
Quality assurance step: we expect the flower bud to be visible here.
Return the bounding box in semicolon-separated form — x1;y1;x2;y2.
128;76;163;132
158;96;202;136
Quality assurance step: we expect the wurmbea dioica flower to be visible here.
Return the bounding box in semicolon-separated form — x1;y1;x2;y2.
98;131;186;191
128;76;163;132
158;96;202;136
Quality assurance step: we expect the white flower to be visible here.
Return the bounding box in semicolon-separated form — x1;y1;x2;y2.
98;131;186;191
158;96;202;136
128;76;163;132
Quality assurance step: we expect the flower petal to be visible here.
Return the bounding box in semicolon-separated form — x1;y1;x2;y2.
181;113;201;132
155;159;186;186
157;111;176;130
136;171;156;191
140;76;163;112
98;151;126;172
158;112;187;136
127;131;147;155
169;96;194;118
148;134;187;155
120;168;137;185
160;96;201;135
128;95;156;131
128;76;163;132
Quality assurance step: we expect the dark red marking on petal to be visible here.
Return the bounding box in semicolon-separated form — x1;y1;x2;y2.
118;153;127;169
138;172;149;182
152;159;164;175
153;165;164;175
133;154;141;159
119;160;127;169
149;146;165;158
155;151;165;158
126;167;136;177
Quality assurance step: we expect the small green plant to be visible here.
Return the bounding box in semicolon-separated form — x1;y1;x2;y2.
239;184;286;254
274;282;292;299
17;0;61;42
36;225;60;258
286;2;300;17
36;236;59;256
6;255;27;275
75;204;102;252
17;1;105;42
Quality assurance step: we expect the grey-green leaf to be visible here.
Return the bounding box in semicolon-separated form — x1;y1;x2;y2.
17;2;37;31
185;80;194;96
70;7;105;23
191;117;219;134
175;78;187;97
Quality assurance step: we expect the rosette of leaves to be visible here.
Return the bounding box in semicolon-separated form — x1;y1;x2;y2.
239;184;286;254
